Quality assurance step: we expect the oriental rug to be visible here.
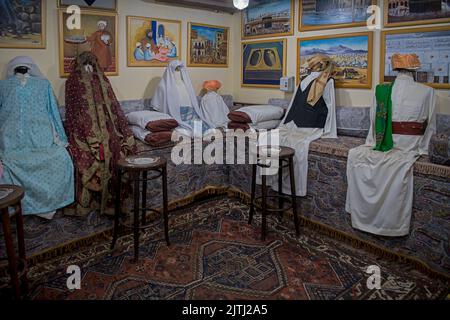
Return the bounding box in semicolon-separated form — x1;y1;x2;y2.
10;196;446;300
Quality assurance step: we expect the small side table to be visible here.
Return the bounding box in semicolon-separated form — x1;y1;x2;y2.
111;155;170;262
0;185;28;300
248;146;300;241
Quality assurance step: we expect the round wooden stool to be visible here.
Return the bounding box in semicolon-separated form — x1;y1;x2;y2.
0;185;28;299
248;146;300;241
110;155;170;262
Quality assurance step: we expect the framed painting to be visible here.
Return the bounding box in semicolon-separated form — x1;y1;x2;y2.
127;16;181;67
241;0;294;40
381;26;450;89
297;32;373;89
384;0;450;28
187;22;229;68
299;0;376;31
59;9;118;77
0;0;45;49
58;0;117;12
241;39;287;88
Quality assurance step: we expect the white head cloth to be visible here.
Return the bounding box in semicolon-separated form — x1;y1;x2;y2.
5;56;45;79
97;20;107;27
151;60;206;133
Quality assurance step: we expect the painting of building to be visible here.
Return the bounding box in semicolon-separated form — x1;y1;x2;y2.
299;0;374;31
381;26;450;88
298;32;373;88
384;0;450;27
188;23;229;67
0;0;45;48
242;0;294;39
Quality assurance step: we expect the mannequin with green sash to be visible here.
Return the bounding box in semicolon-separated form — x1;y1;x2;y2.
345;54;436;237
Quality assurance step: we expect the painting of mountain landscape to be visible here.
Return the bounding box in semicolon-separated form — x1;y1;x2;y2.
298;32;373;88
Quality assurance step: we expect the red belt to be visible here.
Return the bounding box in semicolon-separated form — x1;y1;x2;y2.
392;121;427;136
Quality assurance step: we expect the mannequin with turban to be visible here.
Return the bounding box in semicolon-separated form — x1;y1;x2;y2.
199;80;230;129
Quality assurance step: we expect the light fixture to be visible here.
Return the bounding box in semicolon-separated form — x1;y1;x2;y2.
233;0;249;10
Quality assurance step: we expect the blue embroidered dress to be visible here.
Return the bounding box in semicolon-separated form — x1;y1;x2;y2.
0;76;74;215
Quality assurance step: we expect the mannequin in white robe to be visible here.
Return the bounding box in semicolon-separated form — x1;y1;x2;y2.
346;71;436;236
151;60;209;137
199;80;229;129
262;71;337;196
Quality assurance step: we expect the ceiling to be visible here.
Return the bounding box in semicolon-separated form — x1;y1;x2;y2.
153;0;239;14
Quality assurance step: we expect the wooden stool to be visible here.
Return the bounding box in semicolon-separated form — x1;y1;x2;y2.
111;155;170;262
0;185;28;299
248;146;300;241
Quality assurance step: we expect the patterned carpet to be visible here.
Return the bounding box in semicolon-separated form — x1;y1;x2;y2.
12;197;448;300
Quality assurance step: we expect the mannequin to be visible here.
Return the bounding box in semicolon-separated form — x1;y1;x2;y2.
345;53;436;236
199;80;230;129
0;56;75;219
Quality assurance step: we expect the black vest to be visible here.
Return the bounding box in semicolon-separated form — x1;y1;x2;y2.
283;79;330;128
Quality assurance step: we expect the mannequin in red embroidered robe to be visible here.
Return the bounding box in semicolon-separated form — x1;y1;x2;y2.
65;52;137;217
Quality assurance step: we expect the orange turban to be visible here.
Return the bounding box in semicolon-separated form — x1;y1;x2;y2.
203;80;222;92
391;53;421;71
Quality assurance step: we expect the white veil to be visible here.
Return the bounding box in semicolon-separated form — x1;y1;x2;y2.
151;60;206;132
5;56;45;79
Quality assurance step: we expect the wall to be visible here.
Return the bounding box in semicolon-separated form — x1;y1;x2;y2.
0;0;236;104
232;1;450;114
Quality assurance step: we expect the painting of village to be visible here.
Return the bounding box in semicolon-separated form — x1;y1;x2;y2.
188;23;229;67
385;0;450;27
298;33;373;88
127;16;181;67
0;0;45;48
382;27;450;88
242;0;293;39
300;0;374;31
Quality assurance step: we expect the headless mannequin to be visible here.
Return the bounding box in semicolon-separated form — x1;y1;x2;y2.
174;66;191;107
14;66;30;86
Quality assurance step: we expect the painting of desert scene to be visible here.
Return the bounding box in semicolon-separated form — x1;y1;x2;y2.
0;0;45;48
188;23;228;67
242;0;293;39
385;0;450;26
299;33;372;88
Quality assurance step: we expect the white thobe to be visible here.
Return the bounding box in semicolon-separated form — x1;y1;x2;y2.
346;73;436;236
261;72;337;196
200;91;230;129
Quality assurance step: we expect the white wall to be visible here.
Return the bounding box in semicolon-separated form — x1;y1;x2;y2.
0;0;236;104
232;0;450;114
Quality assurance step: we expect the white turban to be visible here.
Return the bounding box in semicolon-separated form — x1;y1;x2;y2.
97;20;107;27
5;56;45;79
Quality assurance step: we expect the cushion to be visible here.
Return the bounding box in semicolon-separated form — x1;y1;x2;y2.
228;111;252;123
126;110;174;130
130;125;173;147
146;119;179;132
231;105;284;124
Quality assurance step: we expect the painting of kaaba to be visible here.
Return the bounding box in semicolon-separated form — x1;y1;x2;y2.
0;0;45;48
381;26;450;89
384;0;450;27
242;39;286;88
242;0;294;39
299;0;375;31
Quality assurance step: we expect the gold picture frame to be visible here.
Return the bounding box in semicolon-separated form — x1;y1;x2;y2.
241;0;294;40
380;26;450;89
58;9;119;77
57;0;118;12
241;38;287;89
0;0;46;49
299;0;377;32
297;32;373;89
187;22;230;68
383;0;450;28
127;16;182;67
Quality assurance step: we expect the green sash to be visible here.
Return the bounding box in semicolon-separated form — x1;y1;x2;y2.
374;82;394;152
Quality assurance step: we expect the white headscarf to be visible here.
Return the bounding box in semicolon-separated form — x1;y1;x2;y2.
5;56;45;79
151;60;206;133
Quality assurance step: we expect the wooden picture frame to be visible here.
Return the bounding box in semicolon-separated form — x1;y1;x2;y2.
241;38;287;89
297;32;373;89
127;16;182;67
0;0;46;49
58;0;117;12
299;0;377;32
187;22;229;68
383;0;450;28
241;0;294;40
59;9;119;77
380;26;450;89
